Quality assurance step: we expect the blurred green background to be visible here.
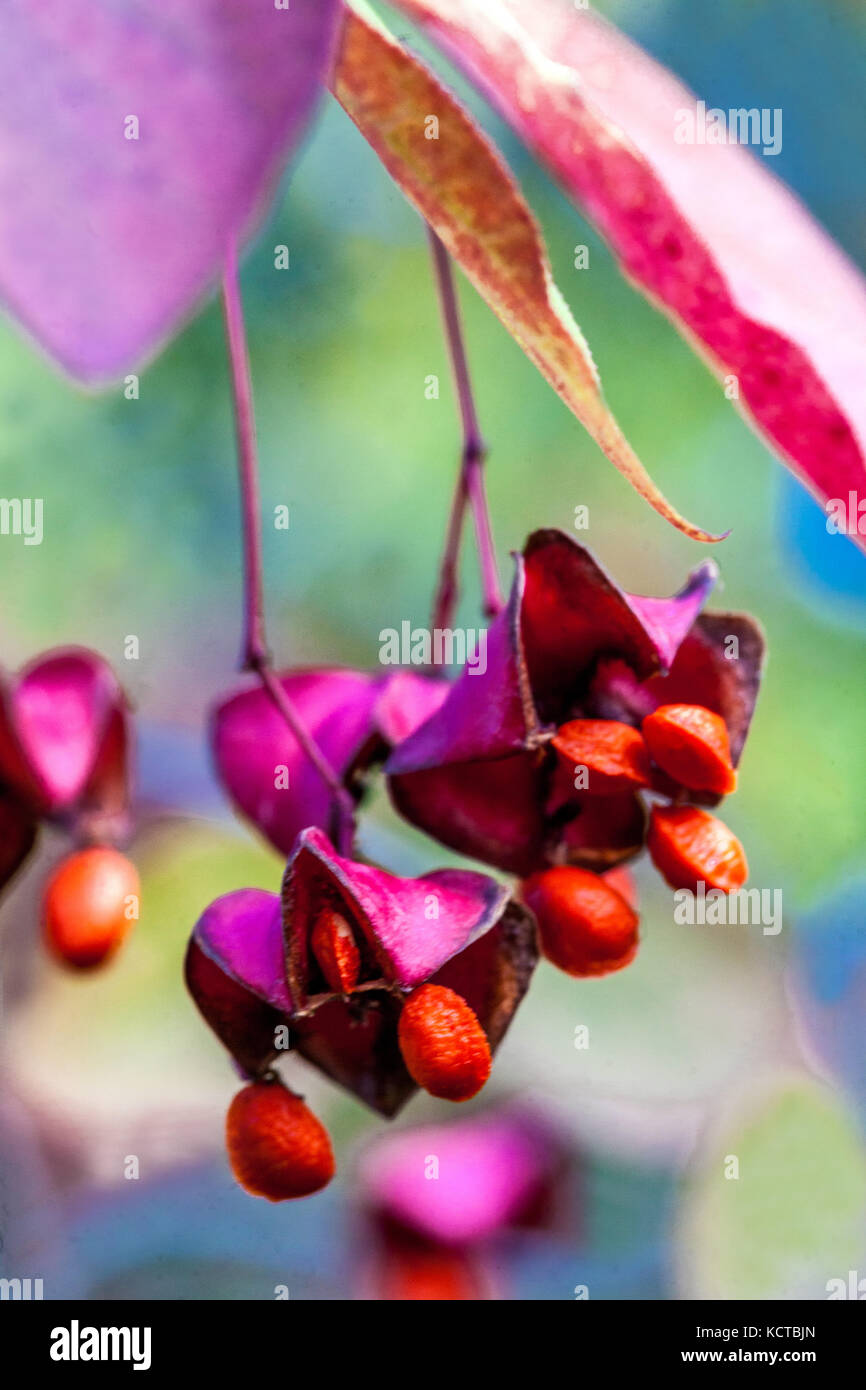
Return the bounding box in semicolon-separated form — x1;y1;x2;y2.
1;0;865;1299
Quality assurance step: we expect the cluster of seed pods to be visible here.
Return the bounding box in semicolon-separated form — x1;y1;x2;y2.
192;529;765;1201
0;648;138;970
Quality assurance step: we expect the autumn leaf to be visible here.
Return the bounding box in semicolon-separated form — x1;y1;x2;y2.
332;1;722;542
392;0;866;545
0;0;341;383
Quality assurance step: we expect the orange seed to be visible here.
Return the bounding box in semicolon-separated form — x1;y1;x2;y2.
397;984;491;1102
552;719;651;795
648;804;747;894
226;1080;335;1201
42;846;139;969
642;703;736;795
311;907;361;994
522;864;639;977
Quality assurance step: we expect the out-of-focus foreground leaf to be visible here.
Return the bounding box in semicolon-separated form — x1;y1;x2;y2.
0;0;341;383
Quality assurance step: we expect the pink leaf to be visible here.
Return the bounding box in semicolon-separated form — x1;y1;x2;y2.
395;0;866;542
0;0;341;382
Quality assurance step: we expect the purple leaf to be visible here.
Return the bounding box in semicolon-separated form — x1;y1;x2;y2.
0;0;341;382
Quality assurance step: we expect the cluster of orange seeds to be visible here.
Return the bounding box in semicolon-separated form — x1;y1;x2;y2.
525;702;748;979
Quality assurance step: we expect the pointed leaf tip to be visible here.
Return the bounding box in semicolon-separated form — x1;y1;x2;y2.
332;2;720;542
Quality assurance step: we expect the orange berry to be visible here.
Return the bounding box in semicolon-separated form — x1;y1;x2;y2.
642;704;736;795
522;865;639;977
397;984;491;1102
552;719;651;795
311;907;360;994
379;1247;482;1301
648;804;747;894
42;847;139;969
226;1081;335;1201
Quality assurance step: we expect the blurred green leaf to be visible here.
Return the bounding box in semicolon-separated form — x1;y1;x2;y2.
677;1074;866;1298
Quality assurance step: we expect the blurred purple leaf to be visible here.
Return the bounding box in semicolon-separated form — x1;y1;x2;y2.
359;1111;563;1245
0;0;341;382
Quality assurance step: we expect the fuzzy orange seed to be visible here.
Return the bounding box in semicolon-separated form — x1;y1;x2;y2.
552;719;651;795
311;907;361;994
397;984;491;1102
522;864;639;977
226;1081;335;1201
42;847;139;969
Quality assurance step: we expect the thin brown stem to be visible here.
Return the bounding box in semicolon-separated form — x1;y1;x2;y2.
427;227;503;628
221;242;355;856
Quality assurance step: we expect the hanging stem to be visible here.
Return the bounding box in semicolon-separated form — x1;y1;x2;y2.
221;242;355;854
222;244;268;671
427;228;503;629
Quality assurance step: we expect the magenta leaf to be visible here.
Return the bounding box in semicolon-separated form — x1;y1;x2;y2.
0;647;131;824
0;0;341;382
395;0;866;539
